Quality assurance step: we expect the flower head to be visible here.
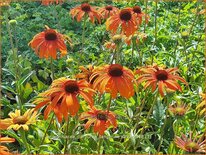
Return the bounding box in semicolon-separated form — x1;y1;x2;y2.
37;78;94;117
168;102;189;116
7;109;38;131
70;3;101;23
104;41;116;50
0;136;15;155
41;0;64;5
136;65;187;97
127;6;149;25
80;106;117;135
91;64;135;99
75;65;97;86
98;5;119;19
174;132;206;153
106;9;139;37
29;26;67;59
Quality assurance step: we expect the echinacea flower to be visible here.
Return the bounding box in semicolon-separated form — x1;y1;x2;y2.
174;132;206;153
7;109;38;131
33;92;67;123
168;102;189;116
40;78;94;116
98;5;119;19
70;3;101;23
91;64;135;99
136;65;187;97
196;93;206;116
80;106;117;135
106;9;139;37
75;65;96;84
128;6;149;24
41;0;64;5
0;119;12;130
0;136;15;155
125;31;147;46
29;26;67;59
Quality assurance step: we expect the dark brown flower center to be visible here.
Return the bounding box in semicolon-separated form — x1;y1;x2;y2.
90;75;99;84
97;113;107;121
185;142;199;152
13;116;28;125
119;9;132;21
81;3;91;12
108;64;123;77
156;70;168;81
45;30;57;41
105;5;113;11
65;81;79;94
133;6;142;14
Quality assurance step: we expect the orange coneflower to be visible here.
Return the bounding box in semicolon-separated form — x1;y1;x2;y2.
196;93;206;116
80;106;117;136
125;31;147;46
41;77;94;116
136;65;187;97
106;8;139;37
91;64;135;99
75;65;96;83
0;136;15;155
128;6;149;25
174;132;206;153
98;5;119;19
29;26;67;59
33;92;67;123
168;102;189;116
7;109;38;131
70;3;101;24
41;0;64;5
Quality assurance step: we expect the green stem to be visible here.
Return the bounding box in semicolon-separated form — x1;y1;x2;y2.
20;129;30;154
50;57;54;80
40;113;54;146
173;3;181;67
64;118;70;154
151;0;158;65
81;16;87;51
144;0;148;33
157;97;169;152
98;136;103;154
107;95;112;114
5;8;22;111
140;92;158;135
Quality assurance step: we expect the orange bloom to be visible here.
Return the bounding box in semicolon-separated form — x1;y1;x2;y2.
34;92;67;123
136;65;187;97
174;132;206;153
29;26;67;59
128;6;149;24
0;136;15;155
70;3;101;23
75;65;95;83
41;0;64;5
80;106;117;135
39;78;94;116
91;64;135;99
168;102;189;116
125;31;147;46
98;5;119;19
106;9;139;37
